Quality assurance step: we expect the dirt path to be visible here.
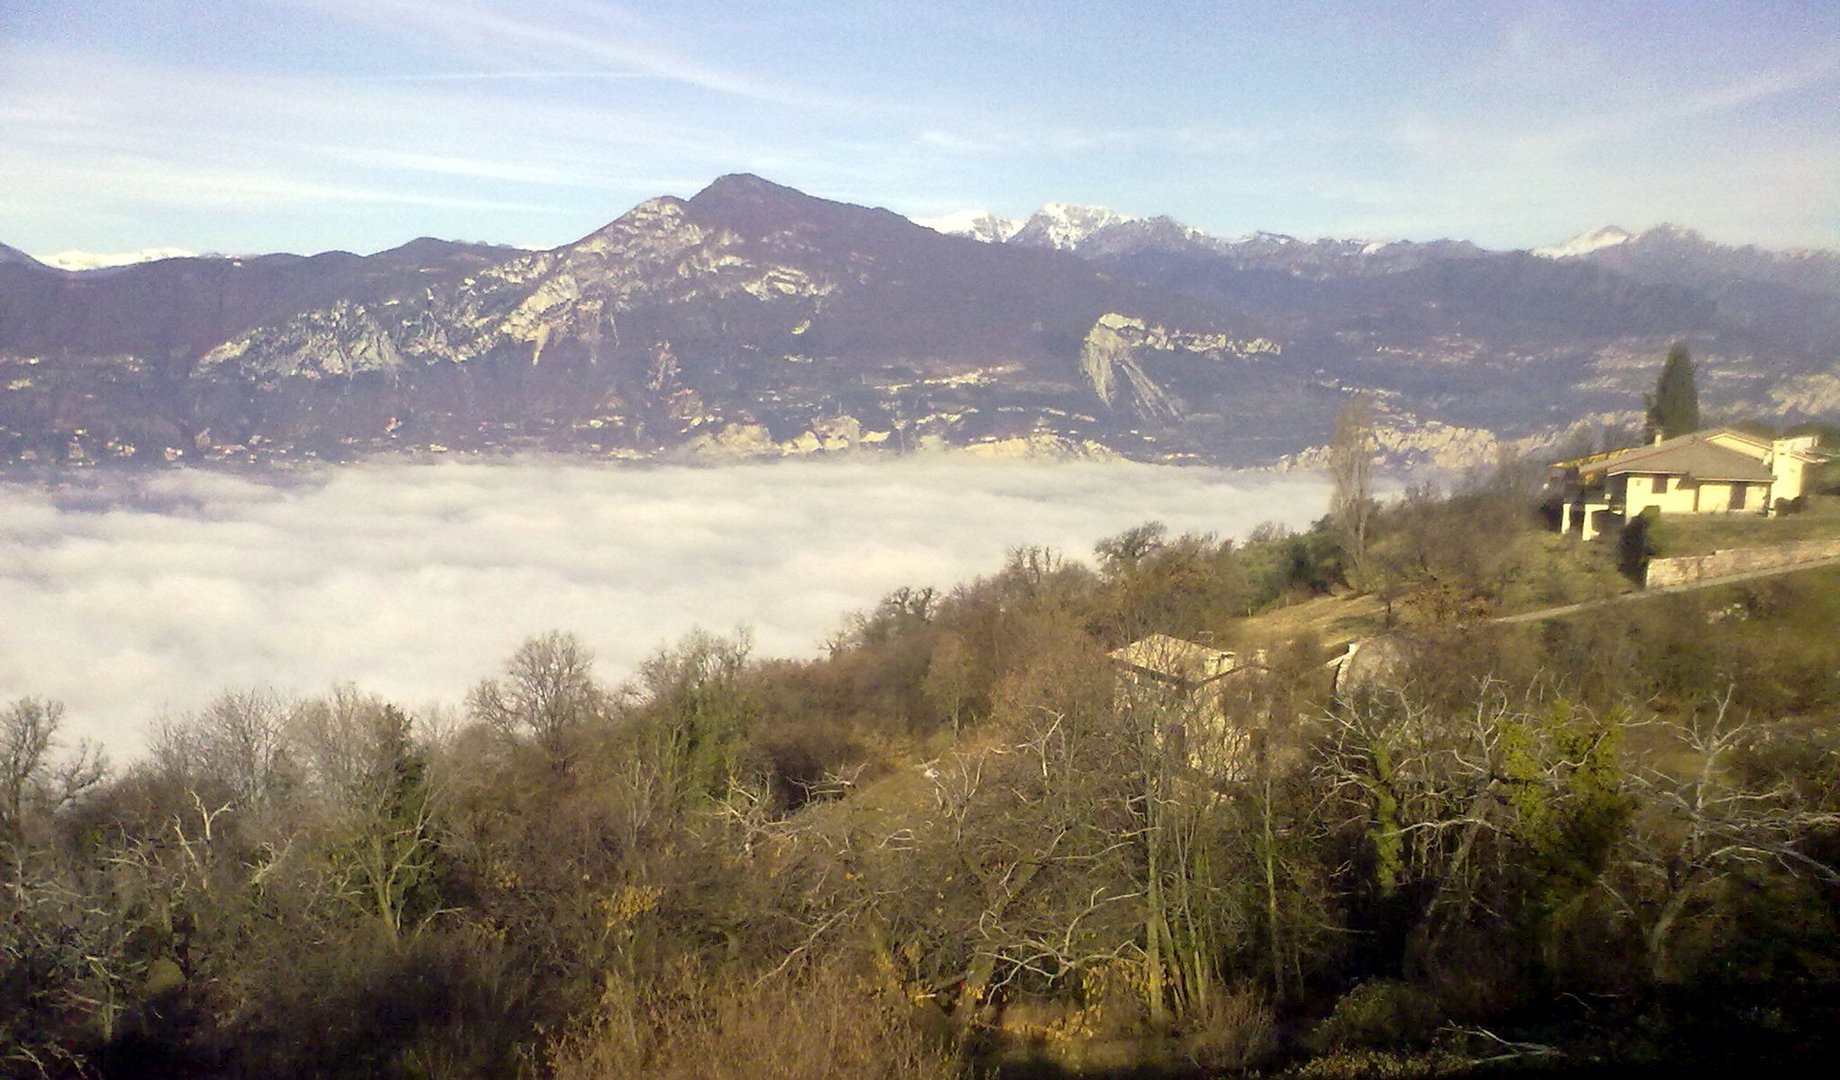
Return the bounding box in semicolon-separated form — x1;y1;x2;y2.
1492;554;1840;625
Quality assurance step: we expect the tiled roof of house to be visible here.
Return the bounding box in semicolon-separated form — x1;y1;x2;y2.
1581;429;1774;483
1110;633;1237;685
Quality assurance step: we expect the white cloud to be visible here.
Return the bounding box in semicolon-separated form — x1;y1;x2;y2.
38;247;198;271
0;459;1332;760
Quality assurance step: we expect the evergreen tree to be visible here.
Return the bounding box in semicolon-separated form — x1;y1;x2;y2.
1644;342;1700;441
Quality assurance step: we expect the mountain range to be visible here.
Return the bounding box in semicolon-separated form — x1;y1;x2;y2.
4;174;1837;470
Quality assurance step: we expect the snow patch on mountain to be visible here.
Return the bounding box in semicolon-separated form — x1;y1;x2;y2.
1009;203;1138;251
919;202;1140;251
39;247;199;271
914;210;1023;244
1533;226;1632;259
916;203;1438;268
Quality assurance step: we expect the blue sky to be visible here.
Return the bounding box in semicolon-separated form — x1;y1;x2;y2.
3;0;1836;258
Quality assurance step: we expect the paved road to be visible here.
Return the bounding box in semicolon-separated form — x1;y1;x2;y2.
1492;554;1840;625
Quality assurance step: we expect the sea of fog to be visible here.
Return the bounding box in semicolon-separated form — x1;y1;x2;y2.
0;458;1334;757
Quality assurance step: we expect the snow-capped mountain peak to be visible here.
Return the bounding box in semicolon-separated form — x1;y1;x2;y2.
913;210;1024;244
1532;226;1632;259
917;202;1137;251
1010;203;1137;251
1227;230;1301;249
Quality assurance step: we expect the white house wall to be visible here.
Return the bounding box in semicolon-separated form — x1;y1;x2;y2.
1620;473;1704;516
1770;442;1807;504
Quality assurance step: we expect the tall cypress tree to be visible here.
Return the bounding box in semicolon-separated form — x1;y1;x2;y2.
1644;342;1699;441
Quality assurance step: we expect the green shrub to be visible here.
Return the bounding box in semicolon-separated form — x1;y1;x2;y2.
1307;980;1444;1055
1619;508;1661;582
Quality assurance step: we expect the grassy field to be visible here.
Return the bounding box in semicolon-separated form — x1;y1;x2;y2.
1653;493;1840;556
1495;529;1636;612
1231;590;1386;651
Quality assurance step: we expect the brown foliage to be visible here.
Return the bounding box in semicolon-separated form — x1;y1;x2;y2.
551;961;965;1080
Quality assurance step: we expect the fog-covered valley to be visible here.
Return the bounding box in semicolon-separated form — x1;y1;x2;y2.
1;458;1335;756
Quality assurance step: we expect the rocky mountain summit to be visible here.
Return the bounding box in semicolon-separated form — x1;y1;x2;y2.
4;175;1837;470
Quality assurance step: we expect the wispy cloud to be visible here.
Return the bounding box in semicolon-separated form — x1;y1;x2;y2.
293;0;864;112
1677;43;1840;113
4;1;1834;254
0;42;794;250
1504;44;1840;156
0;459;1333;757
1348;38;1840;246
310;146;608;189
350;71;655;83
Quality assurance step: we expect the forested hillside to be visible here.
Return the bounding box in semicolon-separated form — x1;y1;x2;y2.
6;468;1840;1079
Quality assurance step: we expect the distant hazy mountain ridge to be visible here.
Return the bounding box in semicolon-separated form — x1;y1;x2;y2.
3;175;1836;470
0;242;48;270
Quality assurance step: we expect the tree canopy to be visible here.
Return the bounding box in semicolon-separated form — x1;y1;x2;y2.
8;486;1840;1078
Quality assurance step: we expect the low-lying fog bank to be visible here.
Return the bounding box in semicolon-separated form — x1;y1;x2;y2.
1;458;1334;756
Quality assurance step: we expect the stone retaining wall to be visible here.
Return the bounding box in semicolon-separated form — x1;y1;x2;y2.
1646;539;1840;588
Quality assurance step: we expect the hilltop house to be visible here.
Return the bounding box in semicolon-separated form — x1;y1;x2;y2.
1110;633;1239;691
1108;634;1254;778
1547;427;1821;540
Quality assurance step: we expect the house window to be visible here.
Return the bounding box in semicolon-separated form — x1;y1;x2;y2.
1654;476;1669;494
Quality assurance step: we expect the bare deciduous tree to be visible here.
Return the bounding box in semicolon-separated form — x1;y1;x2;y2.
1329;398;1377;584
1610;691;1840;985
1319;679;1635;997
1095;521;1169;578
2;697;105;847
922;631;976;736
468;630;602;764
291;686;446;943
152;688;295;810
290;683;399;801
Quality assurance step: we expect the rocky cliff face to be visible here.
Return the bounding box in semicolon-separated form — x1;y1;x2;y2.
3;176;1836;470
